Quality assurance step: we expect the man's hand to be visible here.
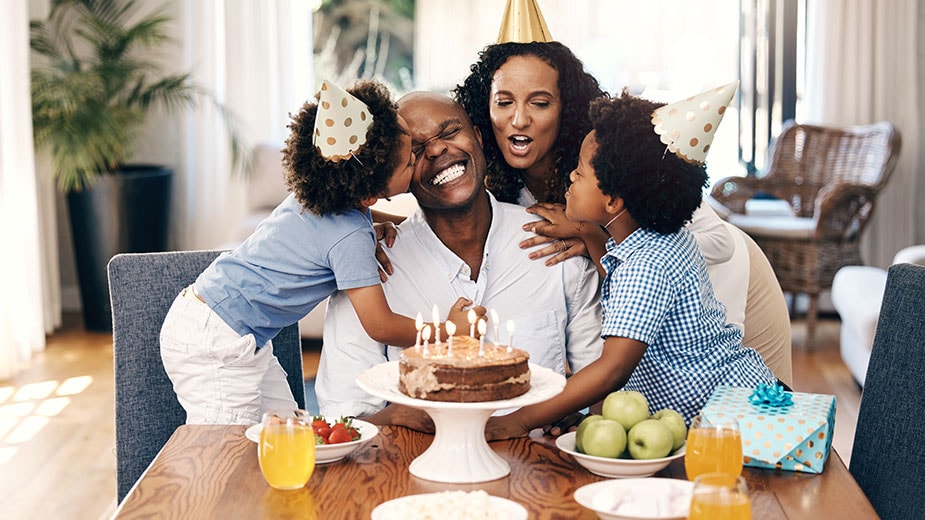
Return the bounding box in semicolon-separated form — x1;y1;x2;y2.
373;221;398;281
364;404;434;433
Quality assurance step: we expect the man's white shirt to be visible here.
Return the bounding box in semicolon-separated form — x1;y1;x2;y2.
316;193;603;418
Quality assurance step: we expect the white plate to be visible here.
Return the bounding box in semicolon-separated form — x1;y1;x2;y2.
574;478;693;520
556;432;685;478
356;361;566;410
245;417;378;464
370;491;528;520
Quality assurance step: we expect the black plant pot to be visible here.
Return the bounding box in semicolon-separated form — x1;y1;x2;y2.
67;165;173;331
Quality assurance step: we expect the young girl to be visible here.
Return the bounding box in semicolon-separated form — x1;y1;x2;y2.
160;80;476;425
485;87;776;440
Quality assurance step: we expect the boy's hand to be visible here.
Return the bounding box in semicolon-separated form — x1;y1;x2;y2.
445;298;486;338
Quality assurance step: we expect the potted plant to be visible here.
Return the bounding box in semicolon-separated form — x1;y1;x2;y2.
30;0;248;331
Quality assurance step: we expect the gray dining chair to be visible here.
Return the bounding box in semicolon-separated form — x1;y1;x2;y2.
849;263;925;519
108;250;304;503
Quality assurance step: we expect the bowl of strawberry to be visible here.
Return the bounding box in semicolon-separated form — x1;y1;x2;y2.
246;415;379;464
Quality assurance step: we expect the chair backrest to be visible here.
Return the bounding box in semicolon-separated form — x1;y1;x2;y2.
850;263;925;519
108;250;304;503
763;121;901;217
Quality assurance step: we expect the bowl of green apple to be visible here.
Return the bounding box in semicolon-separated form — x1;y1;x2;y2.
555;391;688;479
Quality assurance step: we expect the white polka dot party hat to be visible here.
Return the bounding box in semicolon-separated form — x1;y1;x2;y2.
313;80;372;162
651;80;738;164
496;0;552;44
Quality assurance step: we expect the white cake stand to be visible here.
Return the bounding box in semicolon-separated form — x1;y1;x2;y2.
356;361;565;484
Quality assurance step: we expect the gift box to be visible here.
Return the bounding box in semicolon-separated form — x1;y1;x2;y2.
700;385;836;473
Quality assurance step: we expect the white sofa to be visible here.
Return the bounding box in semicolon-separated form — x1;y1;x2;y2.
831;245;925;386
235;141;418;339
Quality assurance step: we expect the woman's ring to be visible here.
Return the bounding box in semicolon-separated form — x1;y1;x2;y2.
558;239;567;252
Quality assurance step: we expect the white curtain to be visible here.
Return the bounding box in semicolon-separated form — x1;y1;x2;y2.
168;0;314;250
804;0;922;268
0;0;59;380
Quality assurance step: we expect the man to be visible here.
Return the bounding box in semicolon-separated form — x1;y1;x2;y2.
315;92;603;429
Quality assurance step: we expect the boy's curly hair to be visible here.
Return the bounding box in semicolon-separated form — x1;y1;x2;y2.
452;42;604;204
588;91;707;234
282;80;405;215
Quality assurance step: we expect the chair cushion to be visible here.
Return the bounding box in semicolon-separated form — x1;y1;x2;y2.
726;214;815;239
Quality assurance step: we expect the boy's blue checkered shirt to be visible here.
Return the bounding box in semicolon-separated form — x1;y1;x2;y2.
600;226;776;423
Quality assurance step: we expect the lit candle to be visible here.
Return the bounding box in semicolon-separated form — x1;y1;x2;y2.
506;320;515;352
445;321;456;357
490;309;500;344
468;309;477;338
432;304;441;346
422;324;432;356
477;319;487;357
414;313;424;349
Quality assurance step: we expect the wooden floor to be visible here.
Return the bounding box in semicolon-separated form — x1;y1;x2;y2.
0;314;855;520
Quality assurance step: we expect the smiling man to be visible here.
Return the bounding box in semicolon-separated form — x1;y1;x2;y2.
314;91;603;429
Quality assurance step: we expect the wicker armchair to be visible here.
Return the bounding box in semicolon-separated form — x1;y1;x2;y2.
710;121;901;345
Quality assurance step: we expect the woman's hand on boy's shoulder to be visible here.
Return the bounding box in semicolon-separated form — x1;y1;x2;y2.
520;203;587;266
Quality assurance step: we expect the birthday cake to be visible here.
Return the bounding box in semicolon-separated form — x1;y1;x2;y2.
398;336;531;402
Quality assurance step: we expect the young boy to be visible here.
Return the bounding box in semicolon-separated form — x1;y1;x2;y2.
486;85;776;440
160;80;475;425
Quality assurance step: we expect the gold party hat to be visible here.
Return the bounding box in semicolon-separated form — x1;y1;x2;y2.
651;80;738;164
313;80;372;162
496;0;553;44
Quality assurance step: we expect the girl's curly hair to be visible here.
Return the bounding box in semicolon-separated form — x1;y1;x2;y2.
452;42;604;204
282;80;405;215
588;91;707;234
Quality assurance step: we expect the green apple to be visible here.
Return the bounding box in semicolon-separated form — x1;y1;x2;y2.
627;419;674;459
578;418;627;458
575;414;604;453
601;390;649;431
651;408;687;451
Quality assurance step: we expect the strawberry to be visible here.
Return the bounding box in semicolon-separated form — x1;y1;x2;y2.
327;428;355;444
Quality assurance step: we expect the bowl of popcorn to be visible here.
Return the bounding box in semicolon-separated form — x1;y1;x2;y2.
371;490;527;520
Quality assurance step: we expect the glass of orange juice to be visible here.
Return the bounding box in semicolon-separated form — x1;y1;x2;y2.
684;415;742;481
258;409;316;490
688;472;752;520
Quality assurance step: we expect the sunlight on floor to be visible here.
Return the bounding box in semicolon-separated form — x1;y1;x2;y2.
0;375;94;463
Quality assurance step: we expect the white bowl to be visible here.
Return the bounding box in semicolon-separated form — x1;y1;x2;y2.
574;478;693;520
371;491;527;520
245;417;379;464
555;431;685;478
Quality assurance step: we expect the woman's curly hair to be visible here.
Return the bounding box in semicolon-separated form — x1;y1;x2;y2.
588;91;707;234
282;80;406;215
452;42;604;204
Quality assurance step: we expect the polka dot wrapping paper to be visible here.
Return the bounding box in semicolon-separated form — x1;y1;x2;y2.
700;385;836;474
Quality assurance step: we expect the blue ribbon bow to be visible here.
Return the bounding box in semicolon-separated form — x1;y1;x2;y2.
749;383;793;407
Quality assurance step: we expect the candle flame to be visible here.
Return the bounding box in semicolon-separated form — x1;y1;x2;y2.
422;324;432;342
490;308;499;323
477;319;487;335
415;313;424;331
506;319;515;333
467;308;477;324
445;321;457;335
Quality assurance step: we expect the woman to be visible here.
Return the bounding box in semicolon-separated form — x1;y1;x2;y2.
452;41;734;274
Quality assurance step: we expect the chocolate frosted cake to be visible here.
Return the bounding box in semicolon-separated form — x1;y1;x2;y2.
398;336;531;402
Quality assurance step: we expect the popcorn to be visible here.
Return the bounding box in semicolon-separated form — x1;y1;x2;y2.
376;490;511;520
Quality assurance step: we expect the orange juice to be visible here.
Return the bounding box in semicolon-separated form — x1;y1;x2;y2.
688;492;753;520
685;425;743;480
258;422;316;490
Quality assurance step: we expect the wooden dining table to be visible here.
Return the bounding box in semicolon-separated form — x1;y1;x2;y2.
113;424;877;519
